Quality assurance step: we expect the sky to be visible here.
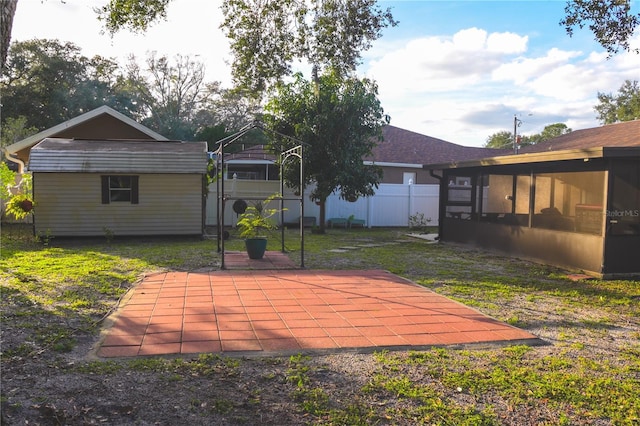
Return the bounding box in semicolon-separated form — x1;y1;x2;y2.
10;0;640;147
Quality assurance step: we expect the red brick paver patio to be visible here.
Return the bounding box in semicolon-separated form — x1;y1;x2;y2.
97;255;539;357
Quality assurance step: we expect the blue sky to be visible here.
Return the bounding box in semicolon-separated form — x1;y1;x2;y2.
11;0;640;147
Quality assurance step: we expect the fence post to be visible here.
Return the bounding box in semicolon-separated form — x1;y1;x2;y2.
408;183;413;227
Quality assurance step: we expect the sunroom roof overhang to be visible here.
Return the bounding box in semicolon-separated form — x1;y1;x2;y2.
423;146;640;171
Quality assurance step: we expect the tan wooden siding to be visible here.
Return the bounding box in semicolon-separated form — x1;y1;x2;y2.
34;173;203;236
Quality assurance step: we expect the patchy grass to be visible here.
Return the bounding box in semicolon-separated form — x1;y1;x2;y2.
1;224;639;425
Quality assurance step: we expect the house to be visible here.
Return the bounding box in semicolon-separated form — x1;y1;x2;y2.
29;138;208;237
208;125;499;228
3;105;208;237
425;120;640;278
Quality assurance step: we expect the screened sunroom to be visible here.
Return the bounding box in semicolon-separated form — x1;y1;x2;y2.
427;147;640;278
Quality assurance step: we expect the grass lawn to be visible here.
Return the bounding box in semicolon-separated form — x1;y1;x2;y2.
1;224;639;425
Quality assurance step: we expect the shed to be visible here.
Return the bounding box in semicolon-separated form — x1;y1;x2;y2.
29;138;208;237
426;146;640;279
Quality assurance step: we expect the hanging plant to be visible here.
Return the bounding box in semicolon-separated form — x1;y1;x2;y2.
5;194;35;220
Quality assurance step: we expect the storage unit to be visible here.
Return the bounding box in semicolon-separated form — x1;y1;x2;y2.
29;138;208;237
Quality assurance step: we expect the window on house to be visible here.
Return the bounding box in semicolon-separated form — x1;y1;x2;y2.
101;175;139;204
403;172;416;185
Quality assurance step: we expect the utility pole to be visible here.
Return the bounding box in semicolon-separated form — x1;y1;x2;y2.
513;114;522;154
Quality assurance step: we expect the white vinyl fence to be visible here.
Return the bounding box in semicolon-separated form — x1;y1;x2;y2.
206;179;440;228
324;183;440;227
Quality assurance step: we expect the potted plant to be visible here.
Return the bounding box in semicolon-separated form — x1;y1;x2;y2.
236;194;285;259
5;194;34;220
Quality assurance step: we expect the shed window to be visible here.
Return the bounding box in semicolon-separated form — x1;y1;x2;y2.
101;176;139;204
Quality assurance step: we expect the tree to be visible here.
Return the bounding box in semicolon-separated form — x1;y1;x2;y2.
263;69;388;232
1;0;17;69
1;116;37;150
538;123;572;140
561;0;639;56
1;39;143;131
96;0;171;34
194;89;266;152
220;0;397;95
484;124;572;149
594;79;640;124
124;52;219;140
484;130;514;149
1;116;38;163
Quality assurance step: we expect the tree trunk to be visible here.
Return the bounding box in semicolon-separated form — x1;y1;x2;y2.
1;0;18;70
318;199;327;233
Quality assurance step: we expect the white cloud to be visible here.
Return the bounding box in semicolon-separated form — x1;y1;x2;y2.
366;28;529;100
486;32;528;54
365;24;640;147
492;48;582;85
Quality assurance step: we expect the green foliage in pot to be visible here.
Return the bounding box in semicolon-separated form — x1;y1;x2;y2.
236;194;286;239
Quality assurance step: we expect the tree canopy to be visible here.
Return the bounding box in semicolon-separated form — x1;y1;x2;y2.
96;0;172;34
221;0;396;94
1;39;255;145
124;52;218;140
594;79;640;124
1;39;143;131
560;0;639;56
263;69;388;231
484;123;572;149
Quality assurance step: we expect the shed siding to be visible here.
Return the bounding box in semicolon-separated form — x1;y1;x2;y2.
34;173;203;236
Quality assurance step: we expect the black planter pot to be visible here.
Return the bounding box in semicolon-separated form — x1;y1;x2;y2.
245;238;268;259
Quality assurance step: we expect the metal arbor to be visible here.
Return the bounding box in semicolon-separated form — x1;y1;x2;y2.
212;122;306;269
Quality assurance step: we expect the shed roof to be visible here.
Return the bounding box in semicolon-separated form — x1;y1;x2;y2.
29;138;208;174
5;105;168;156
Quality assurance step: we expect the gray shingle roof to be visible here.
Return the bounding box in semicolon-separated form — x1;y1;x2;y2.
29;138;208;174
366;125;505;164
519;120;640;153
